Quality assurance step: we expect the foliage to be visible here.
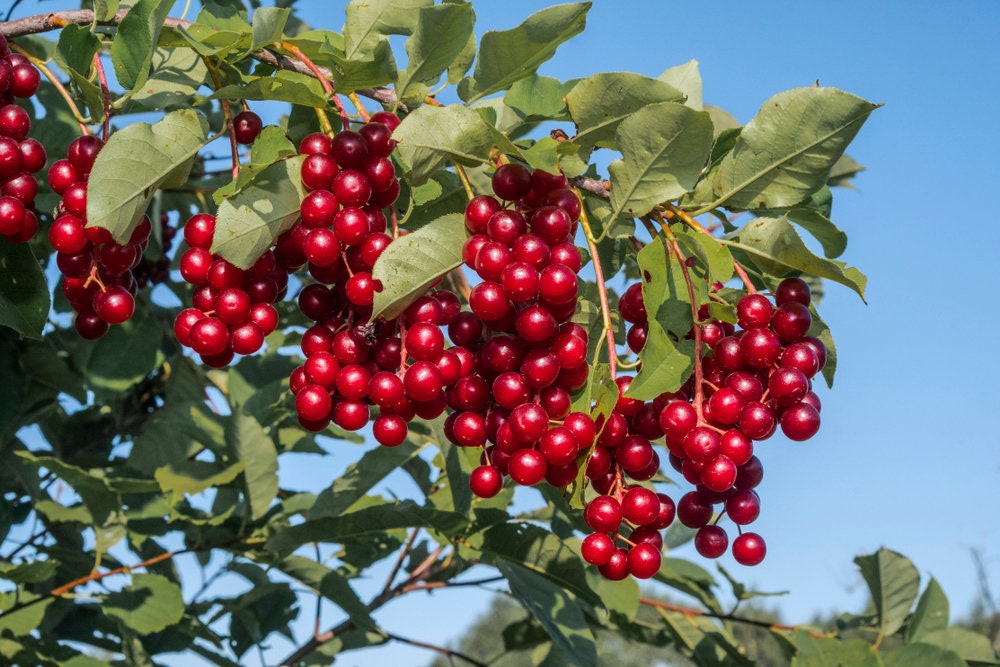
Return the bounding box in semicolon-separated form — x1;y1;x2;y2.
0;2;994;667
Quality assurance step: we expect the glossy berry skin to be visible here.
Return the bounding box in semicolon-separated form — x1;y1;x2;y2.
598;548;629;581
732;532;767;566
775;277;811;306
93;286;135;325
780;403;821;441
507;448;546;486
621;486;660;526
580;532;615;566
627;542;662;579
694;525;729;559
584;495;622;533
232;111;263;145
491;163;532;201
469;465;504;498
725;489;761;525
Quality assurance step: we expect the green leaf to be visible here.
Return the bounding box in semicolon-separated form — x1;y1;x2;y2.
689;87;879;212
479;523;600;606
370;213;466;321
214;126;297;202
129;47;210;111
227;410;278;521
276;556;375;630
87;109;212;244
111;0;175;92
0;560;58;584
458;2;591;103
56;23;100;81
309;440;429;519
655;557;720;611
94;0;119;22
608;102;714;219
854;547;921;641
504;74;576;121
500;561;597;666
675;226;735;284
884;643;965;667
564;72;685;155
251;6;290;50
626;324;696;400
0;241;49;339
660;59;703;110
86;313;166;391
789;632;884;667
394;104;500;185
103;573;184;635
154;460;245;497
906;577;949;643
828;153;866;188
18;453;119;526
211;156;306;269
397;3;475;103
0;592;53;636
267;501;468;555
919;628;999;662
210;70;330;108
344;0;430;60
285;30;397;92
724;216;866;300
786;206;848;258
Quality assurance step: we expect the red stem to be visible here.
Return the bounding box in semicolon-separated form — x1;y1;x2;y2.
92;52;111;140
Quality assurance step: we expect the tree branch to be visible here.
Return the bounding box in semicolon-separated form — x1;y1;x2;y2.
0;10;401;109
640;596;831;639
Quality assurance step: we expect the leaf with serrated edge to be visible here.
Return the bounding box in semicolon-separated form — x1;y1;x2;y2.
227;410;278;521
212;156;306;269
565;72;685;153
371;213;466;321
691;87;878;213
103;573;184;635
608;101;713;219
397;3;475;102
660;59;703;110
87;109;212;243
458;2;591;103
0;242;50;339
394;105;499;185
251;6;289;50
110;0;174;92
906;577;949;643
724;215;866;300
344;0;431;60
854;547;921;641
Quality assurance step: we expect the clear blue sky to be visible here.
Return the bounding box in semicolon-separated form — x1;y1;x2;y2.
14;0;999;664
285;1;1000;664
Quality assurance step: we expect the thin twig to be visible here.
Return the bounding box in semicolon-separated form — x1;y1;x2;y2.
381;630;487;667
640;596;832;639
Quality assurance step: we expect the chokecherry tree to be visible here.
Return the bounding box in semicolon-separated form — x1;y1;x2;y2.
0;2;995;666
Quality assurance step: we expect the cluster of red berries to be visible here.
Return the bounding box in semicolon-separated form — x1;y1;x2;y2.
614;277;824;568
0;35;45;243
447;164;596;497
48;135;159;339
174;212;284;367
281;112;437;437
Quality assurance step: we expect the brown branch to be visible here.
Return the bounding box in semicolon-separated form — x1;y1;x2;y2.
381;630;487;667
0;10;401;109
569;175;610;199
277;555;453;667
640;596;831;639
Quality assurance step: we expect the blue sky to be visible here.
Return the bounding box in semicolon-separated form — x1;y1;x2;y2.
10;0;999;664
282;1;1000;663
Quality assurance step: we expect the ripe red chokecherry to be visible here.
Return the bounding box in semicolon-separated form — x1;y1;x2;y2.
627;542;662;579
581;532;615;566
469;465;504;497
732;532;767;566
232;111;263;145
695;525;729;559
